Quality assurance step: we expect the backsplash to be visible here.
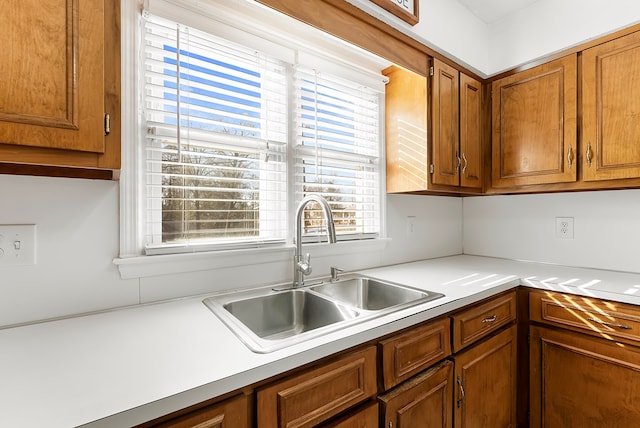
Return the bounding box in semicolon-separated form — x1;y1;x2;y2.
0;175;462;327
463;189;640;273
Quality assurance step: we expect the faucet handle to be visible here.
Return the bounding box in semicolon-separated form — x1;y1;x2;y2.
330;266;344;281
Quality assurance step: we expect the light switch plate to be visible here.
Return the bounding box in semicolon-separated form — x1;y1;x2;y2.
0;225;36;266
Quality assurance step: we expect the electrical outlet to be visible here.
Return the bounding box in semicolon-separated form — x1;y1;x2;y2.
0;225;36;266
406;216;416;237
555;217;574;239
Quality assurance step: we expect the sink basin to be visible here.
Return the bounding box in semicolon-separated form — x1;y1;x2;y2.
203;274;445;353
311;277;443;310
222;290;359;340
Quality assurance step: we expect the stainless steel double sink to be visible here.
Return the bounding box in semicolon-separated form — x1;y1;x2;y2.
203;275;445;353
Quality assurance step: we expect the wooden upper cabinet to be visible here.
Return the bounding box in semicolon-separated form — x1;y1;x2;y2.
432;59;483;191
459;73;483;189
0;0;120;177
432;59;460;187
582;31;640;181
491;55;577;188
384;65;429;193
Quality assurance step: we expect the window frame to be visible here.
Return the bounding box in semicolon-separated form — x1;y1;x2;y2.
115;0;389;278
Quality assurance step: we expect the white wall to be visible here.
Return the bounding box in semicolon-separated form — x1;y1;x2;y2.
463;190;640;273
488;0;640;74
0;175;139;327
0;175;462;327
346;0;489;75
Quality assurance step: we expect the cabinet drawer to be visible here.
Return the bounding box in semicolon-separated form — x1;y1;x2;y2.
530;290;640;345
257;346;377;428
143;393;249;428
452;291;517;352
379;317;451;390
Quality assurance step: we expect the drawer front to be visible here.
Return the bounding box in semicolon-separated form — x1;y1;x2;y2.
257;346;377;428
530;290;640;345
379;317;451;390
145;394;249;428
452;291;517;352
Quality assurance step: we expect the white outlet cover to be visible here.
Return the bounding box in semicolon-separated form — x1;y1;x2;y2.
555;217;574;239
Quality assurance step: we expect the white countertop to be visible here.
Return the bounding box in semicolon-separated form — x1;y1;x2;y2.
2;255;639;427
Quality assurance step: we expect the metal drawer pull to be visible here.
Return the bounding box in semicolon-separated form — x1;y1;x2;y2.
462;153;468;175
587;317;632;330
457;376;465;408
455;153;461;174
586;142;592;167
567;145;573;168
481;314;497;323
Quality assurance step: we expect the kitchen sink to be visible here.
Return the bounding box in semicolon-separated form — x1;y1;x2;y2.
203;275;445;353
311;277;443;310
222;290;359;340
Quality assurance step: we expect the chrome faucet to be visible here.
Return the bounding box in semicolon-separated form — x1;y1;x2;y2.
293;195;337;288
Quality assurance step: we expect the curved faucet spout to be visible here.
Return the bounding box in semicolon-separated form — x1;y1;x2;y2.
293;194;337;288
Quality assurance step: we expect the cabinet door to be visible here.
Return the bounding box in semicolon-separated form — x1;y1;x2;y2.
454;325;517;428
257;346;377;428
582;31;640;181
459;73;483;189
0;0;120;174
491;55;577;187
530;326;640;428
384;65;429;193
379;359;454;428
432;59;460;187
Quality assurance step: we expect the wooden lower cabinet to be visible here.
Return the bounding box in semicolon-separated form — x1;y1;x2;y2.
321;401;379;428
140;394;249;428
530;325;640;428
257;346;377;428
453;325;517;428
379;360;454;428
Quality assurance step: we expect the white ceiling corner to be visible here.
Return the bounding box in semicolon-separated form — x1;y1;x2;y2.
456;0;541;24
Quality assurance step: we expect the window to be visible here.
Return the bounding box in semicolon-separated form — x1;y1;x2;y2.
137;4;384;256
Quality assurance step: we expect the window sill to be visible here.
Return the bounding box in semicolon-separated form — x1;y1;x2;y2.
113;238;390;280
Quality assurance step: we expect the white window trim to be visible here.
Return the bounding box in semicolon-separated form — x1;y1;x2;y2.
114;0;389;280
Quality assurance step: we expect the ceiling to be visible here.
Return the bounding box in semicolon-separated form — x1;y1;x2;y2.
456;0;541;24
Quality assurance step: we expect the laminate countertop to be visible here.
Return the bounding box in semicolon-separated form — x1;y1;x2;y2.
2;255;639;427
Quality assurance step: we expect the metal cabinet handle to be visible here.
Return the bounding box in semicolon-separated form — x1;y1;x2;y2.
567;145;573;168
586;142;592;167
481;314;497;323
457;376;465;408
587;317;632;330
462;153;468;175
455;153;461;174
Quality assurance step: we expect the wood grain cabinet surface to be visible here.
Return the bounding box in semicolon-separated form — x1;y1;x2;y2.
138;394;249;428
530;325;640;428
379;359;455;428
432;59;483;191
0;0;121;178
379;317;451;390
491;55;577;188
581;30;640;181
451;291;517;353
530;290;640;427
453;325;517;428
257;346;377;428
383;59;483;194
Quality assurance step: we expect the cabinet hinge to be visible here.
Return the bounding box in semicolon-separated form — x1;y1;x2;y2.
104;113;111;136
429;164;434;174
429;66;434;76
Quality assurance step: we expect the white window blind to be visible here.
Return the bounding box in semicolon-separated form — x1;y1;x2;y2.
143;14;288;253
294;67;381;240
